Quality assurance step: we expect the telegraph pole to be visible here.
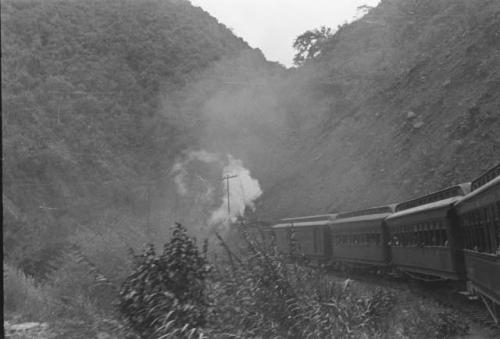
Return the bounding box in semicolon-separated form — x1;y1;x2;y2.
222;174;238;218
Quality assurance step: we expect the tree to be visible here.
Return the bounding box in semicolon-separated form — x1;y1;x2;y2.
293;26;333;66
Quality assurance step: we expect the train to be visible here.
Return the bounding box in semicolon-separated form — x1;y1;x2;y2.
271;163;500;323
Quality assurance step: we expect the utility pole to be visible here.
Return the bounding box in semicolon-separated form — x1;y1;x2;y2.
222;174;238;218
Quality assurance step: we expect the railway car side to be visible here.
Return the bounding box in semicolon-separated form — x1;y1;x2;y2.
272;214;337;262
386;184;470;280
329;206;394;268
455;164;500;308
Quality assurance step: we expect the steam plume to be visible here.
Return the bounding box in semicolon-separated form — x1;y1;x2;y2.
171;150;262;228
209;155;263;225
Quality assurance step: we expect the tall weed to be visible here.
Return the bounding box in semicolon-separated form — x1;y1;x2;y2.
207;227;397;338
3;263;56;321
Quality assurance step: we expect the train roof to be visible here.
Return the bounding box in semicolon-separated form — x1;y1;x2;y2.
332;205;395;224
470;163;500;191
394;183;470;212
272;214;337;229
332;213;393;224
335;205;395;219
457;175;500;205
387;196;463;221
280;214;337;222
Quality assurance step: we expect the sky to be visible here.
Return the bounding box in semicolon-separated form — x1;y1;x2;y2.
190;0;381;67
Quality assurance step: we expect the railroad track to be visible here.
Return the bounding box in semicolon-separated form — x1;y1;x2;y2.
324;267;500;336
419;282;500;334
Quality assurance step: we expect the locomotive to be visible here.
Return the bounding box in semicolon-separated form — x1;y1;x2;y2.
271;163;500;323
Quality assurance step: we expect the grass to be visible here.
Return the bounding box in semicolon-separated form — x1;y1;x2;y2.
205;229;399;338
3;262;57;321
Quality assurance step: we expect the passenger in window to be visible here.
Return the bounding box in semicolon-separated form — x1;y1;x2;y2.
392;236;399;246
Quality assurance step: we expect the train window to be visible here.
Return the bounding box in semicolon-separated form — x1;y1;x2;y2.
440;229;448;246
390;235;400;246
409;229;415;246
422;224;428;245
465;214;473;250
465;224;471;249
470;212;477;250
464;207;498;253
492;204;498;253
472;212;480;251
483;207;491;252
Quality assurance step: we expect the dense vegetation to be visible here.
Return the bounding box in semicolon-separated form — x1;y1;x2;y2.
2;0;273;279
114;224;467;338
2;0;276;332
3;0;499;336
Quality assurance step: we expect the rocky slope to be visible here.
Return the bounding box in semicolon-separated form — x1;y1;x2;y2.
256;0;500;219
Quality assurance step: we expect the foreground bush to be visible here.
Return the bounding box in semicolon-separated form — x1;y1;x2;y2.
119;223;210;338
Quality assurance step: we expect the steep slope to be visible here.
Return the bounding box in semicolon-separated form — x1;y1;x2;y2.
257;0;500;219
1;0;278;276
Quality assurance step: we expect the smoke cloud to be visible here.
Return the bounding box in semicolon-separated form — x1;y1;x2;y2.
171;150;263;229
208;155;263;225
172;150;221;197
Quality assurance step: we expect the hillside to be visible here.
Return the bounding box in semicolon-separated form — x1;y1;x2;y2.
256;0;500;219
2;0;279;278
3;0;500;335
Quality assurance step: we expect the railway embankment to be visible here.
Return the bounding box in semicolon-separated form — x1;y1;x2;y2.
324;269;500;339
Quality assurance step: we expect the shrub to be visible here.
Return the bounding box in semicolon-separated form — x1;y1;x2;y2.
207;227;397;338
119;223;211;338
